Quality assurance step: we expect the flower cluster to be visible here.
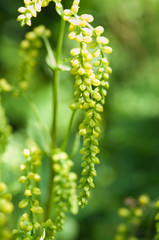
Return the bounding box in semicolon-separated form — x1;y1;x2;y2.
17;0;64;26
52;150;78;231
17;0;52;26
13;148;44;240
18;25;51;93
155;200;159;240
114;195;150;240
64;1;112;207
41;219;57;240
0;182;14;240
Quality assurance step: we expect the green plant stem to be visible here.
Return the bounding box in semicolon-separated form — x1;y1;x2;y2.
61;110;77;151
23;94;52;153
51;18;65;148
42;35;56;69
45;18;65;220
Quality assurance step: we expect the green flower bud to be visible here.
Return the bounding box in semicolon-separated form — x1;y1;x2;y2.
103;46;112;54
20;164;27;171
134;208;143;217
20;40;30;49
23;148;31;158
0;212;7;227
33;173;41;182
26;223;33;231
106;66;112;74
18;176;27;183
96;104;103;112
34;221;41;229
0;78;12;92
28;172;35;179
18;199;29;208
25;31;37;40
32;187;41;195
0;199;14;213
92;91;102;101
117;223;127;233
118;208;130;218
31;206;43;214
0;182;6;193
94;26;104;35
138;195;150;205
21;213;29;221
24;189;32;197
79;129;87;136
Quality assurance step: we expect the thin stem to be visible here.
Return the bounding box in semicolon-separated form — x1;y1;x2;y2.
23;94;52;153
51;18;65;148
42;35;56;69
45;18;65;220
61;110;76;151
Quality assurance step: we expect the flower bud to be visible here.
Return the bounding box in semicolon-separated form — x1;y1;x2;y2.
0;182;6;193
138;195;149;205
68;32;76;40
103;46;112;54
94;26;104;35
80;14;94;23
23;148;30;158
24;189;32;197
32;187;41;195
118;208;130;218
92;49;101;58
79;129;87;136
92;91;101;101
70;48;80;56
18;176;27;184
18;199;28;208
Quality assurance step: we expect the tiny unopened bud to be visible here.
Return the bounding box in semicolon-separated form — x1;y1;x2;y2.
23;148;30;158
0;182;6;193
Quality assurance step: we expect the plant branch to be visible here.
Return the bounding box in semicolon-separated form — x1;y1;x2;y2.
42;35;56;69
51;18;65;149
61;109;76;151
45;18;65;220
23;93;52;153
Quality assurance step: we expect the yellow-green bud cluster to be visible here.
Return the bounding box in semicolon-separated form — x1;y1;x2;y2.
65;6;112;207
18;25;50;92
0;182;14;240
0;78;12;93
155;199;159;239
17;0;52;26
53;0;63;16
52;150;78;231
63;0;80;21
13;148;43;239
42;219;57;239
0;98;11;155
114;195;150;240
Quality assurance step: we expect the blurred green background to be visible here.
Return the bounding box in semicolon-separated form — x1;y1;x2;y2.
0;0;159;239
